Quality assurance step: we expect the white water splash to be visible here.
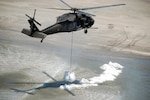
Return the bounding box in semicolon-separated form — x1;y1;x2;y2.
63;71;76;82
60;61;124;90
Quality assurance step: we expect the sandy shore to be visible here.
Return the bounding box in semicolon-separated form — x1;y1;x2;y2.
0;0;150;59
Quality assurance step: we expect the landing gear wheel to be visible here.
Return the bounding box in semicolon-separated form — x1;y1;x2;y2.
41;38;44;43
84;29;88;34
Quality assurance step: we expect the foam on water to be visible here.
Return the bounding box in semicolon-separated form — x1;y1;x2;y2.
60;61;124;90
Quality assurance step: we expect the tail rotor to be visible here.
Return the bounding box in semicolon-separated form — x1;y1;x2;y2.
25;9;41;26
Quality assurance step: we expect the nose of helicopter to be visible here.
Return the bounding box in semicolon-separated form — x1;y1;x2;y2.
90;17;94;26
88;17;94;28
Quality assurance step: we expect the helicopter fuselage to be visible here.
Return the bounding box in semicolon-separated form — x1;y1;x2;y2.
41;13;94;35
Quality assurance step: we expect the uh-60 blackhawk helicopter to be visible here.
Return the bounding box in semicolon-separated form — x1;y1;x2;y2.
22;0;125;43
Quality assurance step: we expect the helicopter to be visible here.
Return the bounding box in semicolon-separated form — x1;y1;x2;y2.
21;0;125;43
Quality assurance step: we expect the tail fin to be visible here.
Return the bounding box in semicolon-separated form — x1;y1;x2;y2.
25;9;41;35
28;18;40;34
21;9;46;43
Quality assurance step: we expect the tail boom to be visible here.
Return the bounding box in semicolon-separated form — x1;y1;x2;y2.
21;28;47;42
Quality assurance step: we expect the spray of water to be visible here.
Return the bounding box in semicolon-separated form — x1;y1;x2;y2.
60;61;124;90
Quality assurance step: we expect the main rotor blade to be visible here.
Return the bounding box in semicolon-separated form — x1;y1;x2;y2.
48;8;71;10
65;88;75;96
8;82;44;84
43;71;58;82
80;4;126;11
77;11;96;16
63;85;75;96
60;0;73;8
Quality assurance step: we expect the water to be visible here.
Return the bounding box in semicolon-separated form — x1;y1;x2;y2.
120;58;150;100
0;32;150;100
